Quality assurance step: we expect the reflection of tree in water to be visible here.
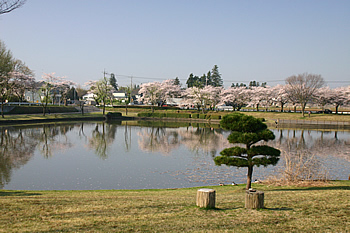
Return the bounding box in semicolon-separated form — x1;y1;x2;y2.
87;123;117;159
137;126;230;156
137;127;180;154
312;131;350;162
137;126;237;184
268;129;350;181
178;127;230;157
0;127;36;188
270;129;350;161
30;124;74;158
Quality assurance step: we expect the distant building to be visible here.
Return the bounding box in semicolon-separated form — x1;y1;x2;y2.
112;91;127;100
166;98;184;106
24;90;42;103
82;93;97;105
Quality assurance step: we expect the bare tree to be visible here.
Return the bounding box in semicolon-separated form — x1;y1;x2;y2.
0;0;26;15
285;73;325;117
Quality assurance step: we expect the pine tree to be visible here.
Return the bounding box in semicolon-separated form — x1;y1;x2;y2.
174;77;181;86
206;71;213;86
214;113;280;189
109;73;118;91
211;65;223;87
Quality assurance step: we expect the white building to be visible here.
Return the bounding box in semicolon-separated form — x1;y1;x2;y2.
24;90;42;103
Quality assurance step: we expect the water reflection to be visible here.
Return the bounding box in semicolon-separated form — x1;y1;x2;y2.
87;123;119;159
270;129;350;162
0;121;349;190
0;124;75;188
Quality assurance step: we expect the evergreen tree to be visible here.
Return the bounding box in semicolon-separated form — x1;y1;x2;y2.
211;65;223;87
186;73;200;88
174;77;181;86
214;113;280;189
199;74;207;88
206;71;213;86
109;73;118;91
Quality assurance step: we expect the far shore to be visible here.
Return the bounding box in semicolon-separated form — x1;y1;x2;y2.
1;107;350;130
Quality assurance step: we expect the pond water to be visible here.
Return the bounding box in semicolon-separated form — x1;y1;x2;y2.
1;121;349;190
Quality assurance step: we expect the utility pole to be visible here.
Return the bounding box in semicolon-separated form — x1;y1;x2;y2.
103;69;109;79
130;76;133;103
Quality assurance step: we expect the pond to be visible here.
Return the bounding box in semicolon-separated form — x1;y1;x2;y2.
1;121;349;190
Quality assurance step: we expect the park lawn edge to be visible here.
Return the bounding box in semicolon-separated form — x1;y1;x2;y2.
0;181;349;232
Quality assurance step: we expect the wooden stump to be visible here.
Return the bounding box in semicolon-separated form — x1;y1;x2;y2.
196;188;216;208
245;190;264;209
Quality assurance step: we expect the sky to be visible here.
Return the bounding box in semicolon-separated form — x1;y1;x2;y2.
1;0;349;88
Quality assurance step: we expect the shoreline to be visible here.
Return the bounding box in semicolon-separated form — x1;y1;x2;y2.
1;113;350;130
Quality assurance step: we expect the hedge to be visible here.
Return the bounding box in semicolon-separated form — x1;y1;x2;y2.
191;114;199;119
137;112;153;117
6;106;79;115
206;115;221;120
106;112;122;118
137;112;221;119
166;113;191;118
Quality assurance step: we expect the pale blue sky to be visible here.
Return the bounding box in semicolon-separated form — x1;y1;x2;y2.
1;0;349;88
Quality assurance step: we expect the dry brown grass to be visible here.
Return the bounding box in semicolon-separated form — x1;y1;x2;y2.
1;182;349;232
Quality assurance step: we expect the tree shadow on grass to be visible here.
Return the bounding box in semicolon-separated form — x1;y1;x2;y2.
265;207;293;211
270;185;350;192
0;190;42;196
197;206;241;211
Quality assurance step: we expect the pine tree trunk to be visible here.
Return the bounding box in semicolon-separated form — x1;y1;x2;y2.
246;165;253;190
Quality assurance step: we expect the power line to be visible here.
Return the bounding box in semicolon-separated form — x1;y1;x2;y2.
114;73;349;85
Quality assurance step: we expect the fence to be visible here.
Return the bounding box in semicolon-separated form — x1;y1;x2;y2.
276;119;350;130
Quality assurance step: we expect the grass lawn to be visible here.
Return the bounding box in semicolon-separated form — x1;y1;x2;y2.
0;112;105;123
109;107;350;123
1;106;349;125
0;181;349;232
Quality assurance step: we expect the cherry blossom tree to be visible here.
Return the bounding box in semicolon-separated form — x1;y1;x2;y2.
182;86;213;113
313;86;332;110
206;85;223;110
86;77;114;115
11;71;35;102
246;86;268;111
138;81;162;112
329;86;350;114
138;80;181;112
285;73;325;117
220;87;249;111
271;84;288;112
159;79;181;105
41;73;74;115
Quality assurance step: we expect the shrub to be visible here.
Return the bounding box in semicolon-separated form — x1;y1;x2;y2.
199;114;207;119
206;115;221;120
137;112;153;117
7;106;79;115
191;114;199;119
166;113;191;118
106;112;122;117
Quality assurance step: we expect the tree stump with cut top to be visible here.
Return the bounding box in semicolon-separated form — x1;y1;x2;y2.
196;188;216;208
245;190;264;209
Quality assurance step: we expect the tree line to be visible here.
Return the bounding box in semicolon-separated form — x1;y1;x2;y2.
139;73;350;116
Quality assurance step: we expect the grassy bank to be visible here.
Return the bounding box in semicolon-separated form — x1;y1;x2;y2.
0;181;349;232
0;112;105;126
109;106;350;122
1;106;349;126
